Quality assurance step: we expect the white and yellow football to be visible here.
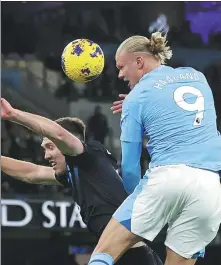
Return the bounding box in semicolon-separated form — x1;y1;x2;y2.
61;39;105;83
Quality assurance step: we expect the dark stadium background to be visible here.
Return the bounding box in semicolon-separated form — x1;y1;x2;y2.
1;1;221;265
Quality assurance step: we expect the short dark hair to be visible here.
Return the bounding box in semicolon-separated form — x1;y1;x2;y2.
55;117;86;141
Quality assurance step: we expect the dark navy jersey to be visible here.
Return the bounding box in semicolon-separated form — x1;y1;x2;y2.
55;141;128;235
56;141;163;265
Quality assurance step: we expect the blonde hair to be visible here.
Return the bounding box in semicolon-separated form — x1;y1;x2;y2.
116;32;172;64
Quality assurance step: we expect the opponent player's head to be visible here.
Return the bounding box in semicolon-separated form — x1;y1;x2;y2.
115;32;172;89
55;117;86;141
41;117;86;175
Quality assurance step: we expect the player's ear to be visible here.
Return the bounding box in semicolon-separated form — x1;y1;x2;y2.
136;56;144;69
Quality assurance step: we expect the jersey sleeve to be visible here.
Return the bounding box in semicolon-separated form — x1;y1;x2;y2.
64;141;119;174
120;99;143;194
120;100;143;143
121;141;142;194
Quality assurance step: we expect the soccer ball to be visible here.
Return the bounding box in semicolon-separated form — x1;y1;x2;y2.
61;39;105;83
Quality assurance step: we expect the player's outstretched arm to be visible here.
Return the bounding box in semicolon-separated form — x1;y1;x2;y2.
1;156;60;185
1;98;84;156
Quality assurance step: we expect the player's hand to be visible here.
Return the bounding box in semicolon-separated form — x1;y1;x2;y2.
111;94;127;114
1;98;15;120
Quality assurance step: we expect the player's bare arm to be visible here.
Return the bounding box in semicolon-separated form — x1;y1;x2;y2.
1;156;60;185
1;98;84;156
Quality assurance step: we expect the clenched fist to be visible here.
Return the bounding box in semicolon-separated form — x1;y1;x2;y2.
1;98;15;120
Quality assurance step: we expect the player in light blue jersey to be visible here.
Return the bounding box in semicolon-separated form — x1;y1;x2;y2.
88;32;221;265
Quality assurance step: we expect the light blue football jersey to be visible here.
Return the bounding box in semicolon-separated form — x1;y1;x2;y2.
120;65;221;172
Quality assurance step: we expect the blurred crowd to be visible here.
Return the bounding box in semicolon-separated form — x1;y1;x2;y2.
204;60;221;126
54;61;128;102
2;2;221;103
1;120;47;196
2;3;221;56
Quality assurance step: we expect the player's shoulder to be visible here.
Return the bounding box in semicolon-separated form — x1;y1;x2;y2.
86;140;114;157
64;141;103;162
175;66;204;76
125;66;167;100
86;140;106;152
141;65;174;81
175;67;208;83
86;140;118;169
132;65;174;95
